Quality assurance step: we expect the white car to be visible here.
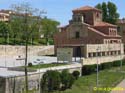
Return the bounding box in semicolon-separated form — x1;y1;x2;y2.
32;58;46;65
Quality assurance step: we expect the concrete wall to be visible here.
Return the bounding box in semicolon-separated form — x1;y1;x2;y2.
85;44;124;58
3;64;82;93
82;55;124;65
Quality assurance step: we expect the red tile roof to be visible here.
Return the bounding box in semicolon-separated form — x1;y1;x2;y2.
94;22;117;27
88;27;106;36
72;6;102;12
88;27;121;38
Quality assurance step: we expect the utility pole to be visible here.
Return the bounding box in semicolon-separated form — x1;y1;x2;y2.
96;46;100;93
24;9;29;93
96;48;99;89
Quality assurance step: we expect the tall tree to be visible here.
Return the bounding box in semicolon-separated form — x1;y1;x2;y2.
41;17;60;45
10;3;42;93
95;3;102;10
0;21;10;44
102;2;108;22
95;2;119;24
10;17;23;44
107;1;119;24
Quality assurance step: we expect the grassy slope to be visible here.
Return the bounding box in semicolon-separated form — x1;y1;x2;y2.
28;63;67;69
57;67;125;93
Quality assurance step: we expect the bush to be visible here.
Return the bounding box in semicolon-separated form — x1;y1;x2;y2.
41;70;61;92
101;62;113;70
113;60;121;67
72;71;80;79
48;39;54;45
28;63;32;67
61;70;75;89
122;59;125;65
82;64;97;75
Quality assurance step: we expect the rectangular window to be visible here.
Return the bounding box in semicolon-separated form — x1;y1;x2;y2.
75;32;80;38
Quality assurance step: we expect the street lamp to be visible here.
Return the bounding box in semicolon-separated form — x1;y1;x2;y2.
96;46;101;90
120;41;123;70
120;25;123;70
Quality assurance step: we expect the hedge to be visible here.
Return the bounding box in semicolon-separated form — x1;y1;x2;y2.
82;59;125;75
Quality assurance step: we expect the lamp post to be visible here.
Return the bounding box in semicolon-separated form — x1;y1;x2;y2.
120;41;122;70
120;25;123;70
96;46;101;90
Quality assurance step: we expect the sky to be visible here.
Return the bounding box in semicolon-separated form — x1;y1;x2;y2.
0;0;124;26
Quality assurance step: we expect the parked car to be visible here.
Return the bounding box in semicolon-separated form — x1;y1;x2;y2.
32;58;46;65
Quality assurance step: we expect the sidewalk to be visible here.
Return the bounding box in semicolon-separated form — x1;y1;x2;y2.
111;79;125;93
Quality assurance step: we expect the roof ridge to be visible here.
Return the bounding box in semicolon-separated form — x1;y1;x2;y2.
88;27;106;36
73;6;102;12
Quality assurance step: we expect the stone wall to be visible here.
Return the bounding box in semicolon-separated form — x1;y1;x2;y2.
4;64;82;93
0;45;54;56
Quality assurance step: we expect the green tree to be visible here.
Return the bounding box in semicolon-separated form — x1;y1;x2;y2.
10;3;42;45
61;70;75;89
72;70;80;80
95;1;119;24
10;3;42;93
9;17;24;44
0;21;10;44
41;17;60;45
95;3;102;10
107;1;119;24
41;70;61;92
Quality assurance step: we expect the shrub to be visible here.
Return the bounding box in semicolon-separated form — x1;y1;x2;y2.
61;70;75;89
41;70;61;92
28;63;32;67
48;39;54;45
101;62;113;70
72;70;80;79
113;60;121;67
122;59;125;65
82;64;97;75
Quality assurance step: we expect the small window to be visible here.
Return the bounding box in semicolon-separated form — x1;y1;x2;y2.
75;32;80;38
96;13;99;18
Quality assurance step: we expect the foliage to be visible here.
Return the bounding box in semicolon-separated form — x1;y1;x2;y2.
95;1;119;24
40;69;76;92
82;64;97;75
100;62;113;70
28;63;67;69
113;60;121;67
82;60;125;75
41;70;61;92
41;17;60;45
72;70;80;79
56;66;125;93
10;3;41;45
61;70;75;89
28;63;32;67
0;21;10;44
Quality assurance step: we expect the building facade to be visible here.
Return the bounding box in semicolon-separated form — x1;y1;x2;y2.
54;6;124;64
0;10;12;22
117;19;125;53
0;9;32;22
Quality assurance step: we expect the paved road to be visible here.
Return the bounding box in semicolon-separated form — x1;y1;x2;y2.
111;79;125;93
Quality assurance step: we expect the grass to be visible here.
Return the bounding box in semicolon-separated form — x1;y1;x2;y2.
28;63;68;70
54;66;125;93
0;37;54;45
